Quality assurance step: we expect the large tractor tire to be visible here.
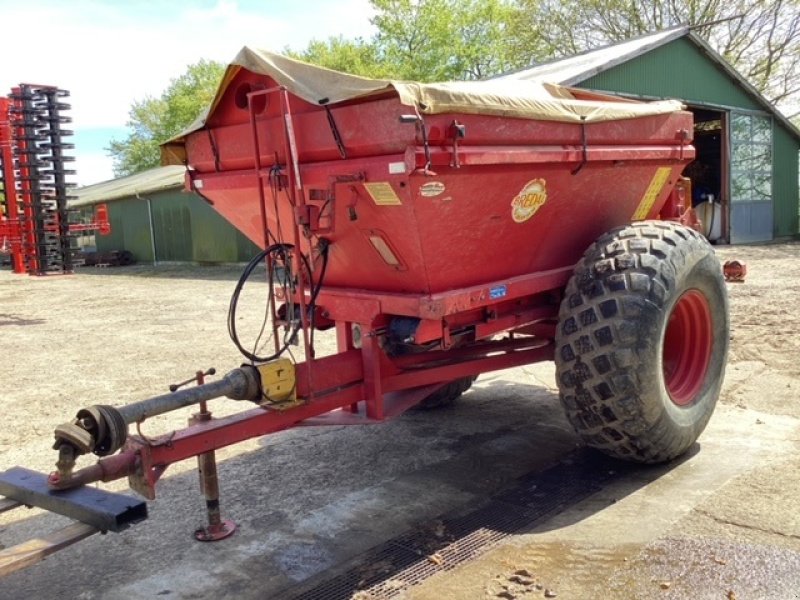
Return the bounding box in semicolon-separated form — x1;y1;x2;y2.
416;376;477;409
554;221;729;463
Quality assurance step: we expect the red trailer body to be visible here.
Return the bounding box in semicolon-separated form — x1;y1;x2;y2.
182;76;695;295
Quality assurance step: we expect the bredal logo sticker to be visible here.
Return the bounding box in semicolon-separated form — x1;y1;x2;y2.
511;179;547;223
420;181;446;197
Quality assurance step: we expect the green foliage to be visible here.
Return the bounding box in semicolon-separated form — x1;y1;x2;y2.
286;36;390;78
292;0;543;82
289;0;799;114
107;59;225;176
372;0;533;80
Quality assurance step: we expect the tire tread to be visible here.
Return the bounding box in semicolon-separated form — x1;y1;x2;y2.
555;221;725;463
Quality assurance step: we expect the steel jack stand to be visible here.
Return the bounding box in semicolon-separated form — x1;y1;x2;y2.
173;368;237;542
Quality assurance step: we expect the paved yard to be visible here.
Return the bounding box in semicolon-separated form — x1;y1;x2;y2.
1;242;799;599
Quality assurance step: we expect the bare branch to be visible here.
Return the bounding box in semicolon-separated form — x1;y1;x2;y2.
526;0;800;113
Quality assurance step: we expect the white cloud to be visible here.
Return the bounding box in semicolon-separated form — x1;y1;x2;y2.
1;0;372;129
0;0;375;184
75;153;116;187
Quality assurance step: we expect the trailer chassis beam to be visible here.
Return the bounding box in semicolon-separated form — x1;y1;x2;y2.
47;332;552;502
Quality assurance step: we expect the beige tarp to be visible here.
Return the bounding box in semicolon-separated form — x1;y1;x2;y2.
162;47;684;165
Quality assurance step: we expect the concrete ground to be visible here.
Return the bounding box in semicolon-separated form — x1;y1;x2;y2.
0;241;799;600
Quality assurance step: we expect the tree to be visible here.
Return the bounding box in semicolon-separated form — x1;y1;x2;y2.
290;0;799;117
711;0;800;111
371;0;534;81
286;36;390;78
111;0;799;174
524;0;800;115
107;59;225;176
291;0;542;82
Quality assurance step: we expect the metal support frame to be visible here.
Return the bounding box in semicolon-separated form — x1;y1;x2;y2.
44;328;555;505
0;97;24;273
0;86;110;275
247;85;318;393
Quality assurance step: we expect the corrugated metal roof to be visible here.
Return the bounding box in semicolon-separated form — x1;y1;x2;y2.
497;26;800;142
686;32;800;142
71;165;185;207
496;27;687;86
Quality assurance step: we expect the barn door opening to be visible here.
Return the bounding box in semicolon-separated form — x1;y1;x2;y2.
684;108;726;243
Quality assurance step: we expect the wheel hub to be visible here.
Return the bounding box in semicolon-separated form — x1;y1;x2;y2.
662;289;713;406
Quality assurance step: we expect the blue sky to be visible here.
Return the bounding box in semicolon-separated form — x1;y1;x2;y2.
0;0;375;185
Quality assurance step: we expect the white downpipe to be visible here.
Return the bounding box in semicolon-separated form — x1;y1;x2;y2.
137;193;157;264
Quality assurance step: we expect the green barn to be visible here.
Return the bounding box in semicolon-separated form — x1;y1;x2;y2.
72;166;259;264
499;26;800;243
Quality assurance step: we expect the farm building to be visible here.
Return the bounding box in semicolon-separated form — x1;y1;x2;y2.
72;165;258;264
499;26;800;243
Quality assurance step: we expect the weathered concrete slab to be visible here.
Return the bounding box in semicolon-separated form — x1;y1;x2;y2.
409;405;800;600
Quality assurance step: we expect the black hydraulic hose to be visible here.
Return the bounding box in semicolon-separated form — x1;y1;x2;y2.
309;239;330;311
228;244;292;363
228;241;329;363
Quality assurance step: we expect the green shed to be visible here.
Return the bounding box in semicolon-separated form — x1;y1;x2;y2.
72;166;259;264
500;27;800;243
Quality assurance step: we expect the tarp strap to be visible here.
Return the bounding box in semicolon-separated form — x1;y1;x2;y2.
571;116;589;176
207;130;221;172
323;104;347;159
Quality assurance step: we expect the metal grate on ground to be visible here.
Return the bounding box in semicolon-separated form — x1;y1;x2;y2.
286;449;637;600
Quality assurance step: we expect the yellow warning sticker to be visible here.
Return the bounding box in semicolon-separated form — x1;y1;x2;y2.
363;182;402;206
632;167;672;220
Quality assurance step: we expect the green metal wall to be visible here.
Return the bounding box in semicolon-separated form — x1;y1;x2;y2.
773;126;800;237
95;189;260;263
580;37;799;238
99;197;155;262
580;38;761;110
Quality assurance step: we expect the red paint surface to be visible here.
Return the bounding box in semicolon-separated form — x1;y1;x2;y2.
186;69;695;297
663;289;713;406
42;73;711;501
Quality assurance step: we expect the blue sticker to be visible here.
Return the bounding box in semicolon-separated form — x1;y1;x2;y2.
490;285;508;299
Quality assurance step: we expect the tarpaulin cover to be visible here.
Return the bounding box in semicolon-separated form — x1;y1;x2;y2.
162;47;684;164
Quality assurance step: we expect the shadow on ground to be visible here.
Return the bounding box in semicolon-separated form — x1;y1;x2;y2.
72;263;253;282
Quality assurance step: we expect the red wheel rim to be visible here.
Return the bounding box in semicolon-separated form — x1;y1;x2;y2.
662;289;713;406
